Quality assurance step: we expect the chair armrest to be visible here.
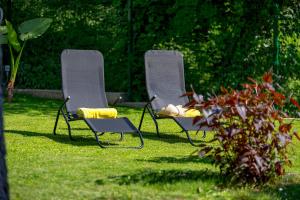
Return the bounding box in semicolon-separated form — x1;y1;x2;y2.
146;95;157;106
186;91;193;101
59;96;70;110
140;95;157;109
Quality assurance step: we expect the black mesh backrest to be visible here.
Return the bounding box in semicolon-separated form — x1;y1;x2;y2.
145;50;189;111
61;49;108;113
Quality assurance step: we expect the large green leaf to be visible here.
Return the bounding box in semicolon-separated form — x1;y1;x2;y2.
0;34;8;44
19;18;52;41
5;20;21;52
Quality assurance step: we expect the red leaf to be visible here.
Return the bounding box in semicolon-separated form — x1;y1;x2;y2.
272;91;286;105
242;83;252;89
263;71;273;83
275;162;284;176
279;123;292;133
193;116;202;124
271;111;282;121
220;86;228;94
181;92;193;97
236;105;247;121
294;131;300;141
247;77;257;84
226;97;237;106
184;100;196;108
290;97;300;110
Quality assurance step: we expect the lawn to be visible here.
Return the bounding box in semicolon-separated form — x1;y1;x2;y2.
4;94;300;200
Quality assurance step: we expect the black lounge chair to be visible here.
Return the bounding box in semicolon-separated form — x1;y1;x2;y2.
138;50;209;146
53;49;144;149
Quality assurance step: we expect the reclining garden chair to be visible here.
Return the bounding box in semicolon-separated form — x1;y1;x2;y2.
138;50;209;146
53;49;144;149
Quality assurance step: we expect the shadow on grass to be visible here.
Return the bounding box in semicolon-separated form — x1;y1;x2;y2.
94;170;300;200
269;173;300;200
97;169;220;185
275;183;300;200
5;129;123;147
60;127;90;131
137;155;213;164
133;131;206;145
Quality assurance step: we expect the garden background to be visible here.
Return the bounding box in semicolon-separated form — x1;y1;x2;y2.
2;1;300;199
1;0;300;101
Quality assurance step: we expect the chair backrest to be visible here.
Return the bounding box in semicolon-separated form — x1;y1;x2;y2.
145;50;189;111
61;49;108;113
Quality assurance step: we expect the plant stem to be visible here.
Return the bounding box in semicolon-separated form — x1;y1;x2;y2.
7;41;26;102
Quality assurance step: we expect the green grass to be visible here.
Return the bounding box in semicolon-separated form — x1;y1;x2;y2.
5;94;300;200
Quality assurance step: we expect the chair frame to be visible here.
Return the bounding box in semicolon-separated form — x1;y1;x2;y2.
53;96;144;149
53;50;144;149
138;96;206;147
139;50;208;147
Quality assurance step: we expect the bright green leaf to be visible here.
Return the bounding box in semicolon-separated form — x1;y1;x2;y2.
18;18;52;41
5;20;21;52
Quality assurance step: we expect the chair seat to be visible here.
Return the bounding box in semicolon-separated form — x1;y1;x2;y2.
172;117;212;131
84;117;138;133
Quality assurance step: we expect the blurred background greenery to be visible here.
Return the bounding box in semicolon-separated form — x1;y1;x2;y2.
1;0;300;102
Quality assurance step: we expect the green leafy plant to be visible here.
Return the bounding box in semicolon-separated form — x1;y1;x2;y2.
7;1;300;99
186;71;300;184
0;18;52;102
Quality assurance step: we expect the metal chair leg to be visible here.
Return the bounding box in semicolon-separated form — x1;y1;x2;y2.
66;120;73;140
202;131;206;139
138;106;147;131
119;132;124;141
94;132;106;148
53;108;61;135
53;97;71;137
146;106;160;137
61;109;73;140
94;131;143;149
136;129;144;149
153;118;160;137
184;130;204;147
138;104;160;137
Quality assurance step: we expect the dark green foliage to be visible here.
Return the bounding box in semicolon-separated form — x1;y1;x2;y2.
3;0;300;101
5;0;128;91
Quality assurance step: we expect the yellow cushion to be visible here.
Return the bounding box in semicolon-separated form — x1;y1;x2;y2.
184;109;201;117
77;108;118;119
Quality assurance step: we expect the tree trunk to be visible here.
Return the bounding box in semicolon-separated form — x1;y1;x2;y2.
7;81;14;103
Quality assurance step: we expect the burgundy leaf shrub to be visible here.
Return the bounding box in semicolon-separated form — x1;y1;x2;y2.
188;71;300;184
